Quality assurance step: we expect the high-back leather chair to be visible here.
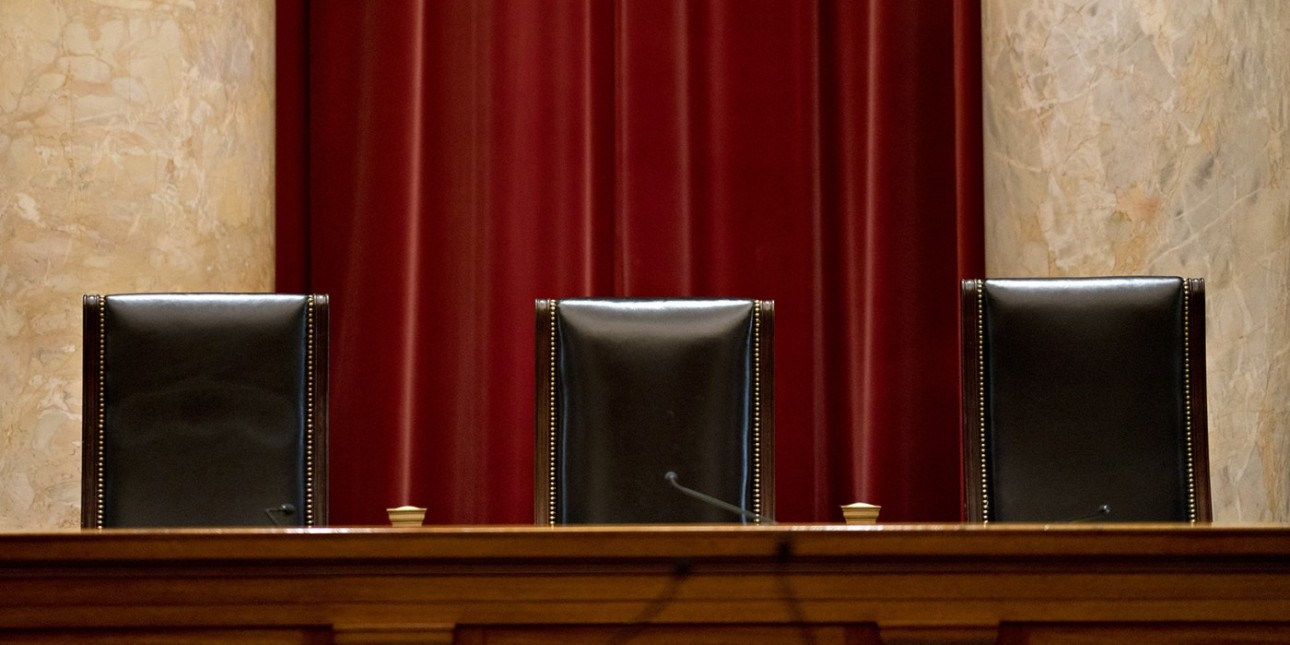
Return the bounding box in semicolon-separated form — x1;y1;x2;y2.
82;293;329;528
535;298;774;524
961;277;1211;523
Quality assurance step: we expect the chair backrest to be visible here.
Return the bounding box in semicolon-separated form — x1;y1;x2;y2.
82;293;329;528
961;277;1211;523
535;298;774;525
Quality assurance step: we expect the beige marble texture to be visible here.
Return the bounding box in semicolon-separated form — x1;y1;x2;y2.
984;0;1290;521
0;0;275;529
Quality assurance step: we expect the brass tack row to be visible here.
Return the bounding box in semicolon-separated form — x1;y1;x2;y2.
96;295;106;528
305;295;316;527
976;281;989;524
1183;281;1197;524
752;301;763;523
548;300;558;525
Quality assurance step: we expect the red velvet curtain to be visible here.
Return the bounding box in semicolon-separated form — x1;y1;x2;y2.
276;0;983;525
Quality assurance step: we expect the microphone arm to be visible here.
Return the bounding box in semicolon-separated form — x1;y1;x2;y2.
664;471;773;524
263;503;297;527
1067;504;1111;523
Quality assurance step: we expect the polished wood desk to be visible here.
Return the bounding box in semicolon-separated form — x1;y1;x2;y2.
2;524;1289;644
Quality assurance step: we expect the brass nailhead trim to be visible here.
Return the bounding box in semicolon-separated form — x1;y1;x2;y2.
972;280;1197;523
1183;281;1197;523
93;296;322;527
549;299;559;526
752;301;764;523
96;295;106;528
305;295;316;527
543;301;764;523
976;281;989;524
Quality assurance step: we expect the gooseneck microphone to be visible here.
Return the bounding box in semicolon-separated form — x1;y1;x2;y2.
1067;504;1111;523
664;471;774;524
263;503;297;526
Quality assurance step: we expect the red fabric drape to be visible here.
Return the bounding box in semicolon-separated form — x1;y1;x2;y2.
276;0;983;525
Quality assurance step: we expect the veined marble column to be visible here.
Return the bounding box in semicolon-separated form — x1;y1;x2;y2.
984;0;1290;521
0;0;275;528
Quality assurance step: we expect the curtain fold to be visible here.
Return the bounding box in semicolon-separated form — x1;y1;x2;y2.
277;0;983;525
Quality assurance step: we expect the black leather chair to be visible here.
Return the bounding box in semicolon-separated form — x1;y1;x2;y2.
81;293;329;528
535;298;774;524
961;277;1211;523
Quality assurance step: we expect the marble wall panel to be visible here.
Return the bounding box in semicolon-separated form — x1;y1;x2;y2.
0;0;275;529
984;0;1290;521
